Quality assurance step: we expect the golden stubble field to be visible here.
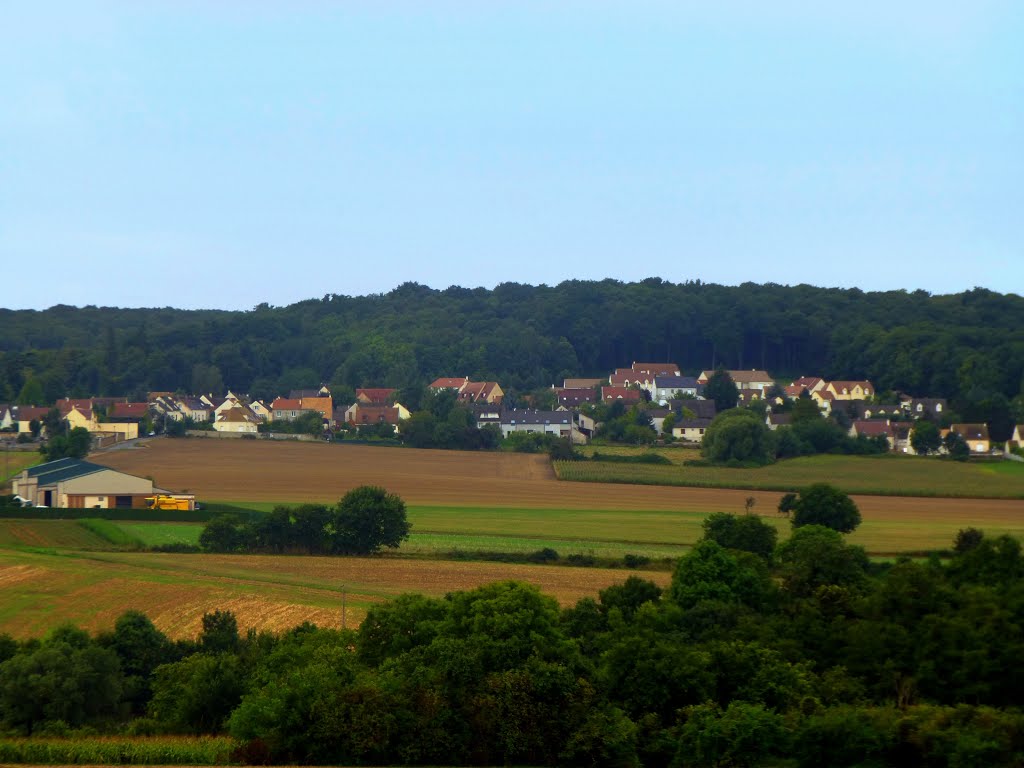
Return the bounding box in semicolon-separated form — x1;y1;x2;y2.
98;438;1024;525
0;549;669;640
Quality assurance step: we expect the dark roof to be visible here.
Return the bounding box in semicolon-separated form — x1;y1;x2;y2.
676;418;713;428
27;458;108;483
502;410;575;426
669;399;717;419
654;376;699;389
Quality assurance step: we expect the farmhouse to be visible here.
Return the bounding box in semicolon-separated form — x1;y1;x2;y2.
213;405;260;434
12;458;159;509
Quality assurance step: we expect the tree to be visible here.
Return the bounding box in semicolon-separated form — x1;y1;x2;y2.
775;525;869;597
16;375;45;406
333;486;411;555
701;409;776;466
40;426;91;461
669;540;773;611
674;701;787;768
702;512;778;561
199;514;249;553
910;420;942;456
200;610;240;654
790;483;861;533
704;370;739;412
944;431;970;462
777;493;798;516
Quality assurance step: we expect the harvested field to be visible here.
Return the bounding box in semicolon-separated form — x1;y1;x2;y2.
94;439;1024;533
0;547;668;640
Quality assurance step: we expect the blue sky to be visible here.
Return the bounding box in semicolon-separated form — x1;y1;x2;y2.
2;2;1021;310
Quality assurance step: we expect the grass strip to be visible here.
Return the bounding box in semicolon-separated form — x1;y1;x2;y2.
77;519;145;549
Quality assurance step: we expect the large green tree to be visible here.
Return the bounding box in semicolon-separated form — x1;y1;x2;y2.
333;486;411;555
704;369;739;412
701;408;776;465
789;483;862;533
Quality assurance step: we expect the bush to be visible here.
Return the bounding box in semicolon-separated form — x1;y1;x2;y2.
790;484;862;533
527;547;560;563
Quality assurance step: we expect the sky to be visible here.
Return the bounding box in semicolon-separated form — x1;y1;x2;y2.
1;2;1021;310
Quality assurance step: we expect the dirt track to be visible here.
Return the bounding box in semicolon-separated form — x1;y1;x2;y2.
96;439;1024;525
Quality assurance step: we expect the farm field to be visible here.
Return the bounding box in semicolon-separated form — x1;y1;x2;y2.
0;546;669;640
0;519;116;550
0;450;39;487
555;453;1024;499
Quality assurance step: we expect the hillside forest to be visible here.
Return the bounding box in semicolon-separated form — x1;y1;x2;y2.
2;281;1022;421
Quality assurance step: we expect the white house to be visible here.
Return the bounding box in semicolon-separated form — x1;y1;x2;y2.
648;376;702;404
500;409;587;444
672;418;713;443
213;406;260;434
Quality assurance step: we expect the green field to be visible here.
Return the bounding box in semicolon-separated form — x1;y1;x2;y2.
0;450;40;487
117;522;204;547
578;444;701;464
554;453;1024;498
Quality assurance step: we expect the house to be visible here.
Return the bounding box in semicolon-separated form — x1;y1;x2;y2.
469;403;503;431
825;380;875;401
556;388;597;408
500;409;586;444
214;405;260;434
892;423;914;454
61;403;99;432
647;408;673;435
345;403;411;433
697;370;774;392
429;377;469;391
850;420;894;449
609;362;681;388
668;399;717;420
842;400;902;420
901;397;947;419
672;418;713;443
766;413;791;430
1009;425;1024;449
810;389;835;414
649;376;701;404
15;406;52;434
213;391;244;419
356;388;396;405
792;376;826;394
108;403;150;422
271;398;304;421
248;400;271;421
12;458;158;509
737;389;763;404
299;395;334;425
601;386;642;402
950;424;991;453
457;381;505;405
563;377;604;389
290;386;331;399
175;397;212;422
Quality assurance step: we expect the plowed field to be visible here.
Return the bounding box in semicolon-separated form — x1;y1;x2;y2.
96;439;1024;527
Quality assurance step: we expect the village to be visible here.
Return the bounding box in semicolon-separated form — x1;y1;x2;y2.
1;362;1016;456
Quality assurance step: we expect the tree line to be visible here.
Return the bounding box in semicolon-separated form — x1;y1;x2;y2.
2;517;1024;767
2;281;1022;418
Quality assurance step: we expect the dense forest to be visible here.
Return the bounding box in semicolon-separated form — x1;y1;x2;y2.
2;281;1023;411
2;522;1024;767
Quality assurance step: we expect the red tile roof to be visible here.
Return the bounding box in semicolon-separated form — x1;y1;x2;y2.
429;377;468;389
271;398;302;410
356;388;396;404
109;403;149;419
602;386;642;401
